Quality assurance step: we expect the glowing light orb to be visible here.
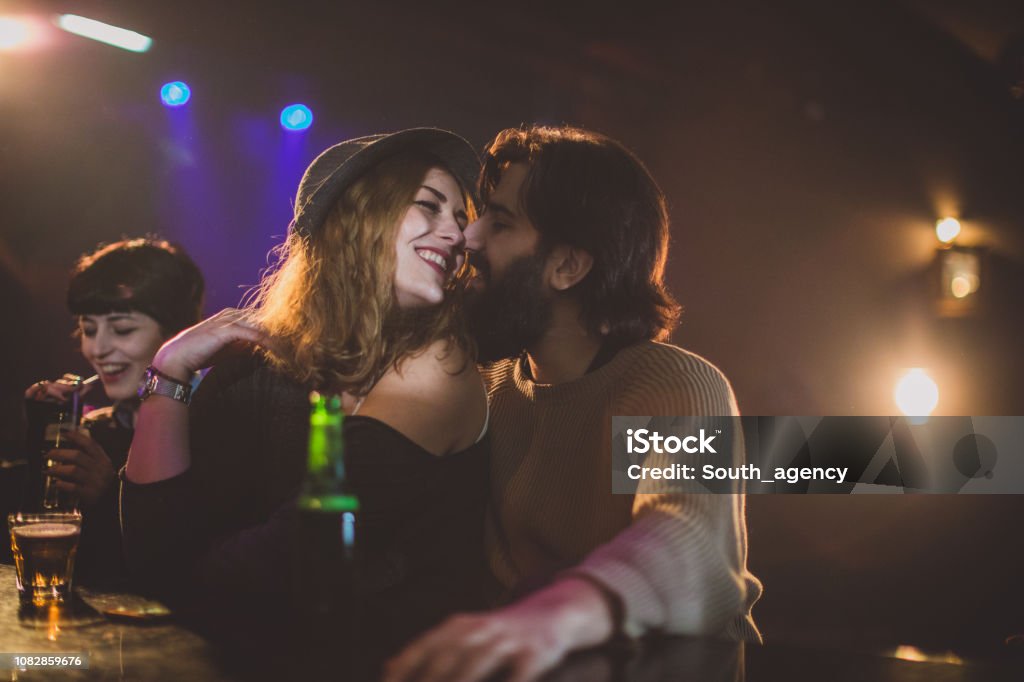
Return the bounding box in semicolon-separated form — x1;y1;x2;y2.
935;217;961;244
950;275;972;299
894;369;939;417
0;17;32;50
160;81;191;107
280;104;313;131
0;16;50;51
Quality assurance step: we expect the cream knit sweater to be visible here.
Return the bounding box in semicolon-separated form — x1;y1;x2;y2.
482;341;762;641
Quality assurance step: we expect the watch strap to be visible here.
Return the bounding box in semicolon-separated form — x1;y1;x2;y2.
139;366;193;405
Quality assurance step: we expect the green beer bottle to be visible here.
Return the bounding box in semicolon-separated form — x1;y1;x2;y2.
294;391;359;622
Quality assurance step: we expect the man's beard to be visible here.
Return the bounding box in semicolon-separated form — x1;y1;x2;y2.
466;252;552;364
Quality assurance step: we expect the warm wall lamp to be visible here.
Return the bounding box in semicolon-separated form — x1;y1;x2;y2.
934;217;984;317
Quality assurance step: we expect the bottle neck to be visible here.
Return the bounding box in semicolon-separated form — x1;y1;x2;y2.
302;394;358;512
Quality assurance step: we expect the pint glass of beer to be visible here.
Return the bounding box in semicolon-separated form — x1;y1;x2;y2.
7;511;82;607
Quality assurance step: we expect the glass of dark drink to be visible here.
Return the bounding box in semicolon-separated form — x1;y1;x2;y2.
7;511;82;607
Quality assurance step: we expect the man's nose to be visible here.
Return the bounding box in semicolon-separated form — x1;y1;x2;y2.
463;217;485;253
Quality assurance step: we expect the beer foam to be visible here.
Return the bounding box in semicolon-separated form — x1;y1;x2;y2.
13;523;80;538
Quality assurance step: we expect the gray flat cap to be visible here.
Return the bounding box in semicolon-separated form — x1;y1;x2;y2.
289;128;480;237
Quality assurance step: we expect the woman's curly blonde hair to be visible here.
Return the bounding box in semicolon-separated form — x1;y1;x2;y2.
246;152;476;394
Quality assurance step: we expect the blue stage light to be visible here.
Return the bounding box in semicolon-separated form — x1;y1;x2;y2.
161;81;191;107
280;104;313;131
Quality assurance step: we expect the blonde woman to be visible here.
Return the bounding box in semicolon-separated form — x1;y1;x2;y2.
121;130;489;648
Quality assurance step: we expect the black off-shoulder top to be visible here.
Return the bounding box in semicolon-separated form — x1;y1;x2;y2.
120;349;489;650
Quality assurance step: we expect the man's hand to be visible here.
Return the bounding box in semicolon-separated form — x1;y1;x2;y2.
383;577;617;682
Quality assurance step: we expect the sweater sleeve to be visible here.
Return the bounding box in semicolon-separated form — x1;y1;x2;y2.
120;353;307;607
119;468;202;601
571;349;762;641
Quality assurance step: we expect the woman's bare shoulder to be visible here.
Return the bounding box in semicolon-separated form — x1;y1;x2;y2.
357;340;485;455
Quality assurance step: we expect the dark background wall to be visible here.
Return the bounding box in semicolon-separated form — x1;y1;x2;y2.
2;0;1022;652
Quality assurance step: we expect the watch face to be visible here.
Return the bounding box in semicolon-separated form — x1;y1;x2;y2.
138;369;157;399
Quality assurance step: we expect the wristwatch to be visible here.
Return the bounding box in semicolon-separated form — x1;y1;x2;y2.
138;366;193;405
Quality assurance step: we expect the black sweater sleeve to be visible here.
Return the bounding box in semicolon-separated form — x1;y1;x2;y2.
120;352;309;607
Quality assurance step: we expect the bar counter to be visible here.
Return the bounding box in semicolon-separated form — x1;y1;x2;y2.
1;565;1021;681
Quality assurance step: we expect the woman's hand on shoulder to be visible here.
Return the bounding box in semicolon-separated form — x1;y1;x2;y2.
152;308;273;383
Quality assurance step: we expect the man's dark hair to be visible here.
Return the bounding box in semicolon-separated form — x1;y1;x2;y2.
67;238;205;337
480;125;680;345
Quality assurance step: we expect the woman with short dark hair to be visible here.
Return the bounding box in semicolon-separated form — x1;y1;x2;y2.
24;237;204;588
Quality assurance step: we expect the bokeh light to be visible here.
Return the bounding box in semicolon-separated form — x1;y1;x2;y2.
0;16;46;51
950;275;971;299
160;81;191;107
894;369;939;417
935;217;961;244
280;104;313;131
